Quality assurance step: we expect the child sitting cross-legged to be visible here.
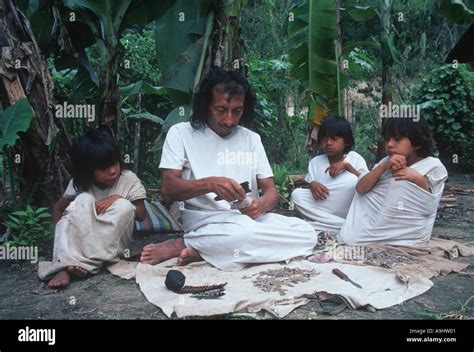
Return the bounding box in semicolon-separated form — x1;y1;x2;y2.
339;116;448;246
39;127;146;288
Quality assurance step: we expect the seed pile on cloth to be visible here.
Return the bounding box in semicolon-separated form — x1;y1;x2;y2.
364;247;416;268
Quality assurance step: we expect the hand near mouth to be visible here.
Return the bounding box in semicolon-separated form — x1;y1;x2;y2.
385;154;406;171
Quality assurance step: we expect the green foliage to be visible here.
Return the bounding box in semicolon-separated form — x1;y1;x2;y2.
241;0;291;60
346;48;375;81
288;0;349;121
0;99;34;150
272;163;294;204
438;0;474;24
121;26;162;85
411;64;474;171
4;205;53;247
154;0;214;129
247;57;308;170
352;104;379;168
345;5;378;22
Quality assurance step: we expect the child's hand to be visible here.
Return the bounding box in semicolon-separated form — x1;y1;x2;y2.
392;168;430;191
325;160;346;178
392;167;421;183
310;181;329;200
384;154;406;171
95;195;122;214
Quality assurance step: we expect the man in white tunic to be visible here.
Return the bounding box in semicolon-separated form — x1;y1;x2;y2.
140;69;317;271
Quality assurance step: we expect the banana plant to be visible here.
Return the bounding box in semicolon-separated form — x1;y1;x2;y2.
438;0;474;24
439;0;474;63
0;99;34;209
345;1;401;106
288;0;348;151
61;0;175;133
155;0;246;132
155;0;213;131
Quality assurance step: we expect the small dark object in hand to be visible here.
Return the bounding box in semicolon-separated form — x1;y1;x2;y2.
165;270;186;292
214;181;251;201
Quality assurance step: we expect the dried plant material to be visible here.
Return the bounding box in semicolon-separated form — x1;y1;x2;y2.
252;267;319;295
364;247;416;268
316;231;339;249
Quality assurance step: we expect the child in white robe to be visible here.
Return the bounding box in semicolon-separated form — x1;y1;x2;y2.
38;127;146;288
340;116;448;246
291;117;368;231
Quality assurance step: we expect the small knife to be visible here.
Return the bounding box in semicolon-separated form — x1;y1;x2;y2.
332;268;363;289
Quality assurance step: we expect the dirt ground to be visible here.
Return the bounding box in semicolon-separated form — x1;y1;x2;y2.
0;173;472;320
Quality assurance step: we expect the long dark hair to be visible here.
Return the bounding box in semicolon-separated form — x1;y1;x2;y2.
382;117;436;158
69;128;123;192
191;68;256;128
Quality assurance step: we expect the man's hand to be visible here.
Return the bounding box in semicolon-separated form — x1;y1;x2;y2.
240;198;265;220
310;181;329;200
325;160;346;178
95;195;122;214
210;177;246;202
384;154;407;171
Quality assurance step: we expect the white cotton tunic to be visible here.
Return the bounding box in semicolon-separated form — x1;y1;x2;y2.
291;151;368;232
159;122;317;271
38;170;146;280
339;156;448;246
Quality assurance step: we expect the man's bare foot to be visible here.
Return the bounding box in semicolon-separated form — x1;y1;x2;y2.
140;238;186;265
177;247;203;266
67;266;89;278
48;270;70;288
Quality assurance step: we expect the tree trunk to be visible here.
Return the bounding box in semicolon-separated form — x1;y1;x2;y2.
99;45;120;137
376;0;393;162
0;0;71;207
213;0;243;72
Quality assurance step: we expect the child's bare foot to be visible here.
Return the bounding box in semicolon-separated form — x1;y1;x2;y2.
67;266;89;278
177;247;204;266
140;238;186;265
48;270;70;288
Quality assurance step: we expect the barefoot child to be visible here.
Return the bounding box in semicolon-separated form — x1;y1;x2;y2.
291;117;368;231
340;116;448;246
38;128;146;288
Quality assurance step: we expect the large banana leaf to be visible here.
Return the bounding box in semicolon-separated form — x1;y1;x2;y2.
345;5;378;22
381;32;401;66
155;0;215;129
345;4;401;67
162;106;192;133
63;0;176;47
63;0;132;47
438;0;474;24
0;99;34;150
155;0;214;96
288;0;348;126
